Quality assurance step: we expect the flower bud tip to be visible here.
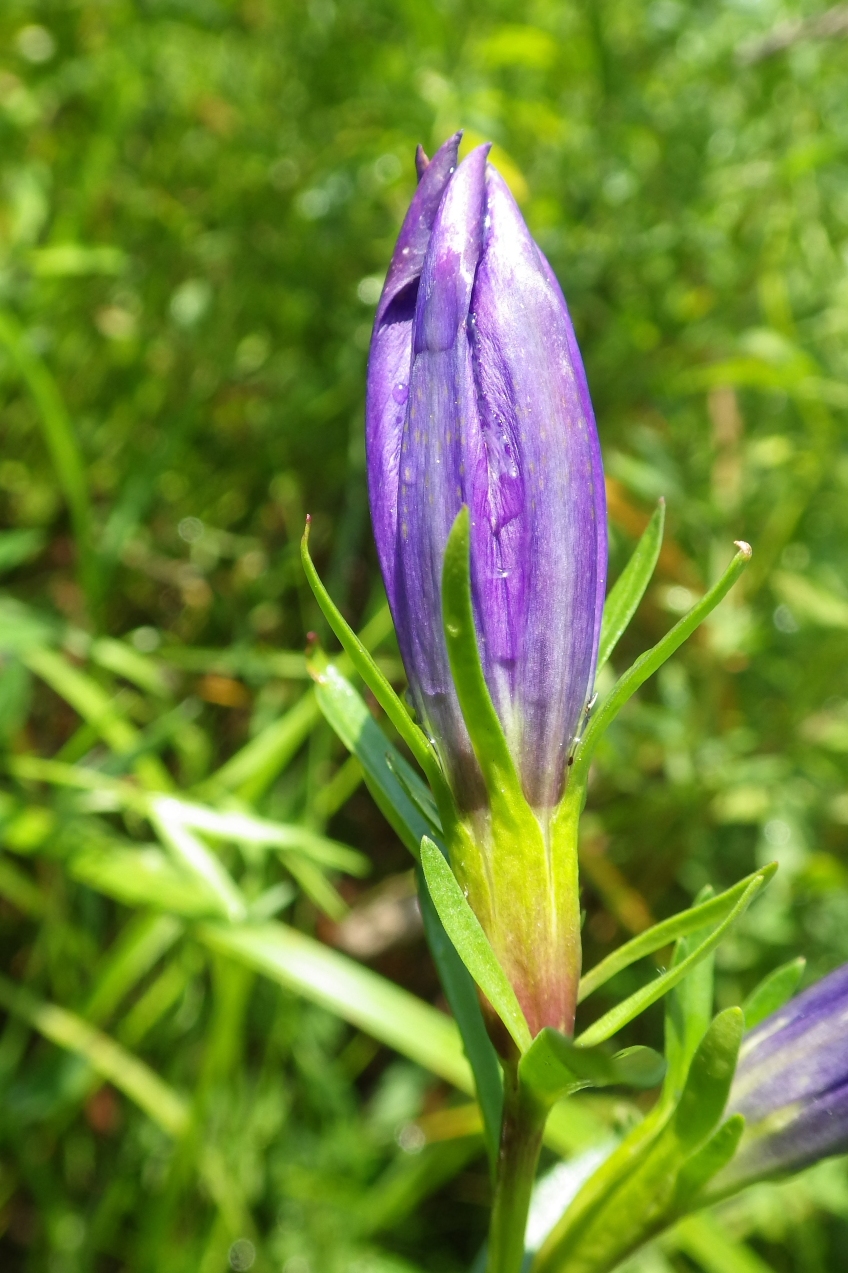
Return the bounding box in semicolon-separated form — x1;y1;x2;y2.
734;540;753;559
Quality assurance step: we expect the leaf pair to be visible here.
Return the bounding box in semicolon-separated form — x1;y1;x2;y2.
533;1008;746;1273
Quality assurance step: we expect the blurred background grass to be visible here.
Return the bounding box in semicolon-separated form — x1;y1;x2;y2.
1;0;848;1270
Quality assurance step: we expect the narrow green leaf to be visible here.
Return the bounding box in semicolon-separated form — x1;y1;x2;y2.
674;1008;743;1149
742;956;806;1030
576;877;769;1047
311;656;436;857
301;519;441;789
674;1114;745;1208
311;658;504;1157
441;508;524;814
420;835;531;1053
417;865;503;1163
663;898;716;1104
519;1027;665;1104
579;864;776;1003
0;973;189;1137
597;499;665;671
573;540;752;784
196;920;475;1094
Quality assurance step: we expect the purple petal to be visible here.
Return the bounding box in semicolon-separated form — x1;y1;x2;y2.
730;964;848;1122
724;1078;848;1185
366;132;461;610
391;143;490;803
466;167;606;805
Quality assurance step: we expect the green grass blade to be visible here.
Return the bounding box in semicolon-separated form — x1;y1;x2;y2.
281;852;349;920
0;309;97;606
69;841;230;917
420;836;531;1053
90;636;174;698
156;797;369;876
196;920;474;1093
84;913;183;1024
578;864;776;1003
23;648;172;791
150;797;247;921
597;499;665;672
0;854;46;916
0;973;189;1137
207;689;320;800
576;877;769;1047
573;540;752;784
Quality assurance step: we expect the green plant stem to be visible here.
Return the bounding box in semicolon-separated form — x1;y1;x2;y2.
487;1062;547;1273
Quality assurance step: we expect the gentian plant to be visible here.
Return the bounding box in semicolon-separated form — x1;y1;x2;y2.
301;134;841;1272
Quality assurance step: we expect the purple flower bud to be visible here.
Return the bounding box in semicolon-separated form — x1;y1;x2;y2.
366;135;606;814
720;964;848;1186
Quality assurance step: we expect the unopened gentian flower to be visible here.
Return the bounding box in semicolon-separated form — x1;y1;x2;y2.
366;133;606;1038
716;963;848;1189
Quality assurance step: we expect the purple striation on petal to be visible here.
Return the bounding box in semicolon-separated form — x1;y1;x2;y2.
366;137;607;812
366;132;461;611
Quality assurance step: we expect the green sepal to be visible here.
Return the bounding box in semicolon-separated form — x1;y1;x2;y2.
674;1007;743;1150
420;835;532;1053
301;520;446;796
579;864;776;1003
572;539;752;787
577;875;772;1047
673;1114;746;1210
742;956;806;1029
519;1027;666;1106
597;499;665;672
441;507;525;819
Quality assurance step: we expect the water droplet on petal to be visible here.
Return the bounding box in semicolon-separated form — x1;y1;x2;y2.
392;381;409;404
